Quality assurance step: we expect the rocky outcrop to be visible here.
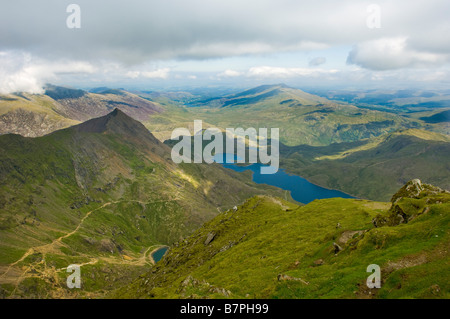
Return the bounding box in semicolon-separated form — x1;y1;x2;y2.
373;179;449;227
204;232;216;246
277;274;309;285
0;108;74;137
179;275;232;298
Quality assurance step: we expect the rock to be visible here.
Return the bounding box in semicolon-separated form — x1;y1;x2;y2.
391;179;423;204
209;287;232;297
430;284;441;295
83;237;97;245
337;230;364;245
219;241;235;252
391;179;447;204
313;259;324;266
100;238;115;253
373;180;449;228
277;274;309;285
182;275;195;287
333;242;343;254
204;232;216;245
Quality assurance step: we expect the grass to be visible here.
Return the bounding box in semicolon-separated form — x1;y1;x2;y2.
0;110;292;298
115;185;449;299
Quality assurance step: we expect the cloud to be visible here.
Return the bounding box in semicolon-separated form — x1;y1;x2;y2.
347;37;450;70
126;68;170;79
2;0;448;64
217;69;242;78
1;0;450;92
309;57;326;66
247;66;338;79
0;51;95;94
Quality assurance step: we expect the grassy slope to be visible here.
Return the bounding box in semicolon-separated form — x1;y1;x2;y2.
116;183;449;299
0;110;288;298
145;98;449;202
280;130;450;201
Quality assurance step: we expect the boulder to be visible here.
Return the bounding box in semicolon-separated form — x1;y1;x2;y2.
204;232;216;245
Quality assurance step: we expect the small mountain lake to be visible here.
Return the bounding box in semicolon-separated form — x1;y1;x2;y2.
151;246;168;263
214;154;355;204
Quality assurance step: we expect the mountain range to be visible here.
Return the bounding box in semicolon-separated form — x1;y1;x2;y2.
0;83;448;299
0;85;163;137
0;109;287;298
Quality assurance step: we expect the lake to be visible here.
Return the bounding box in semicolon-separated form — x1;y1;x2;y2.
152;246;168;263
214;154;355;204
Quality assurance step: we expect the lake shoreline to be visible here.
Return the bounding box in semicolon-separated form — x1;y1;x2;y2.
150;245;169;264
217;155;357;204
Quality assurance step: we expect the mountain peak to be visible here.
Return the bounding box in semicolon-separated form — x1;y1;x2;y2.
44;84;87;100
73;108;151;138
110;107;122;117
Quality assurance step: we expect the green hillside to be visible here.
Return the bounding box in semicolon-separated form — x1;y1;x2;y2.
141;84;423;146
0;109;287;298
280;129;450;201
115;180;449;299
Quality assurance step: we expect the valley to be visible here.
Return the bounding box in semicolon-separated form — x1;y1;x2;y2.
0;108;288;298
0;83;448;299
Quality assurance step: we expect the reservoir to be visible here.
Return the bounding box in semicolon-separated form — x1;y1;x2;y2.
215;154;355;204
152;246;168;263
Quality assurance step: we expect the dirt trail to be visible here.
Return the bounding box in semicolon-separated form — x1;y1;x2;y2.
0;202;115;281
0;198;177;297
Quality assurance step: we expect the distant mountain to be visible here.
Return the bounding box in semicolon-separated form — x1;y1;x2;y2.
115;180;449;299
193;84;329;108
43;85;163;122
420;109;450;124
0;85;163;137
1;84;439;147
0;109;287;298
307;88;450;112
150;84;423;146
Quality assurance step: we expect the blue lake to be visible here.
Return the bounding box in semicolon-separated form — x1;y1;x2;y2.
152;247;168;263
215;154;355;204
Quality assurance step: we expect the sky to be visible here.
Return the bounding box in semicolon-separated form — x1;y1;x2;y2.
1;0;450;93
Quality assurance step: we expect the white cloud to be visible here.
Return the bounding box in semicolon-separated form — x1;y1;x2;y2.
126;68;170;79
125;71;140;79
217;69;242;78
142;68;170;79
1;1;450;90
0;51;95;94
247;66;338;79
347;37;450;70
